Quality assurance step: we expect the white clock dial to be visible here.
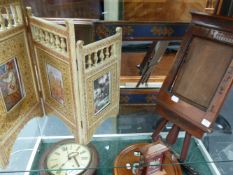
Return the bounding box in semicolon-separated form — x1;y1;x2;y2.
46;143;91;175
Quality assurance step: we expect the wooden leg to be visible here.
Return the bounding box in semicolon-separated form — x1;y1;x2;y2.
166;125;180;145
180;132;192;161
136;41;169;87
152;118;168;141
138;42;157;75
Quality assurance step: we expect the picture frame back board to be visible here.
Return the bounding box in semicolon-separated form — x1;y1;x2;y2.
156;12;233;139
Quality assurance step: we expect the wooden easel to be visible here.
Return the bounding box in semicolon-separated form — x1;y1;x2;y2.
152;118;191;161
151;12;233;162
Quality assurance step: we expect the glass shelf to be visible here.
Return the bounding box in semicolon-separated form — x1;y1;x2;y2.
0;86;232;175
0;1;231;174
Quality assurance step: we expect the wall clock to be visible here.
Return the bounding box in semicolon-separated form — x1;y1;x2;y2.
39;139;99;175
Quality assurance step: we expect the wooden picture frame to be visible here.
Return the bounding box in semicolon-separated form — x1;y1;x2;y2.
76;28;122;143
156;12;233;139
0;57;25;112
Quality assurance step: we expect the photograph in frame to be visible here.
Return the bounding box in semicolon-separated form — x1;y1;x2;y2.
93;72;111;114
46;64;64;105
0;57;25;111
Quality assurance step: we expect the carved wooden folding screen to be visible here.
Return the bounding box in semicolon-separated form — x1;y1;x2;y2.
0;1;122;168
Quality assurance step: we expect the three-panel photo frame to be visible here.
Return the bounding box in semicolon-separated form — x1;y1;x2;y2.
0;1;122;168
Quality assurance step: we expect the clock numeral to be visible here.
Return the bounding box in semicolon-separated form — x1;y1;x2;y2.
81;157;88;160
76;146;80;151
54;152;60;156
79;150;86;154
62;146;67;151
51;164;59;169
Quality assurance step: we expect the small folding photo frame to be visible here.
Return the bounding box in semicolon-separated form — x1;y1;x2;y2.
0;1;122;168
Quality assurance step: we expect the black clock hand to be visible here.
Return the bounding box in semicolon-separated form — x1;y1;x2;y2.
57;147;70;169
68;152;79;159
72;156;80;167
59;159;69;169
66;148;70;159
59;154;79;169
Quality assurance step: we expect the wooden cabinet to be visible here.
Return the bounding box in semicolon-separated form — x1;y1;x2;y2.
123;0;207;21
23;0;101;18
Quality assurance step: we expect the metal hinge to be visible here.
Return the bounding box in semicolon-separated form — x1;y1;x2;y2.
81;121;83;128
76;59;78;71
25;15;29;27
33;65;43;98
38;91;43;98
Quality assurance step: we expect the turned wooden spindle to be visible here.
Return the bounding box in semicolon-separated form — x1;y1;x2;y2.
49;33;55;48
60;38;66;53
93;51;98;65
106;46;110;58
37;29;41;41
55;35;61;50
10;4;18;26
152;118;168;141
5;6;13;29
41;30;45;43
0;7;6;30
87;54;92;68
30;26;34;37
34;27;40;41
31;26;35;39
44;31;50;45
39;29;45;43
15;3;22;23
99;49;105;62
10;4;19;26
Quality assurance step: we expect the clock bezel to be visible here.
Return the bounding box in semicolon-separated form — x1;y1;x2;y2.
39;139;99;175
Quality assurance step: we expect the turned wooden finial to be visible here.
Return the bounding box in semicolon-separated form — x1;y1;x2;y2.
116;27;122;34
76;40;84;48
26;6;32;17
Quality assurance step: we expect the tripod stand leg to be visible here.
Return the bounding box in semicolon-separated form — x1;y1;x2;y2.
180;132;192;161
152;118;168;141
166;125;180;145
